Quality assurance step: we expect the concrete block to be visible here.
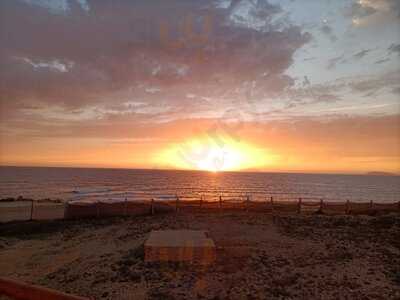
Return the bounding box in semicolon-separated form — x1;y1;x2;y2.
145;230;216;265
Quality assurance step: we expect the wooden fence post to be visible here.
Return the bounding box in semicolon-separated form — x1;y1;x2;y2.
151;198;154;215
346;200;350;215
175;195;179;214
96;201;100;218
219;195;222;211
64;201;68;219
270;196;274;214
124;197;128;216
246;195;250;212
63;202;67;219
297;198;302;214
30;200;34;221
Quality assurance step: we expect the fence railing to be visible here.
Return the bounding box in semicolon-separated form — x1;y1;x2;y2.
1;194;399;223
0;277;88;300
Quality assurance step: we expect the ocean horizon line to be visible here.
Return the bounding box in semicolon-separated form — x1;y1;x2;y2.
1;164;399;177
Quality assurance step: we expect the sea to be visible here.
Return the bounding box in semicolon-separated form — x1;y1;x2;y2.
0;166;399;203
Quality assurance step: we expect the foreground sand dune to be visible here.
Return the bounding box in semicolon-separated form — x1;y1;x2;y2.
0;211;399;299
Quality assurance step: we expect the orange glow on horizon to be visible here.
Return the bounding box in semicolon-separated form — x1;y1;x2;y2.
153;136;279;172
1;117;399;174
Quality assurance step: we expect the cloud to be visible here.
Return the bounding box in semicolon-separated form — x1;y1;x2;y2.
18;0;90;14
280;70;400;115
392;87;400;95
347;71;400;94
225;0;283;31
75;0;89;12
145;87;161;94
326;48;376;69
347;0;400;27
326;54;346;69
348;1;377;19
0;0;310;125
375;58;390;64
303;57;316;62
388;43;400;56
353;49;372;59
320;25;337;42
14;57;74;72
19;0;69;14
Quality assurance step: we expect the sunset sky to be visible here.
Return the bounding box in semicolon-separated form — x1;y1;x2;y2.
0;0;399;173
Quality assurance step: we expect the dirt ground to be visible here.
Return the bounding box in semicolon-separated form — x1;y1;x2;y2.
0;210;399;299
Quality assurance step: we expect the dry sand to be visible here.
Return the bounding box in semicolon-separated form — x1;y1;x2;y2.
0;210;399;299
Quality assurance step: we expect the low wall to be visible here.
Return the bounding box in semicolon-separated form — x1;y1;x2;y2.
0;201;32;223
174;199;400;216
0;198;399;223
0;202;65;223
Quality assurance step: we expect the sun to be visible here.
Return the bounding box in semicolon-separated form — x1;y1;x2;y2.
153;136;277;172
191;144;242;172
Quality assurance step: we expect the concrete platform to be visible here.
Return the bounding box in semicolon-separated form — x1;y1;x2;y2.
144;230;216;265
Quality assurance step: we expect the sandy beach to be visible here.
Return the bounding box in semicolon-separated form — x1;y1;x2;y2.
0;210;399;299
